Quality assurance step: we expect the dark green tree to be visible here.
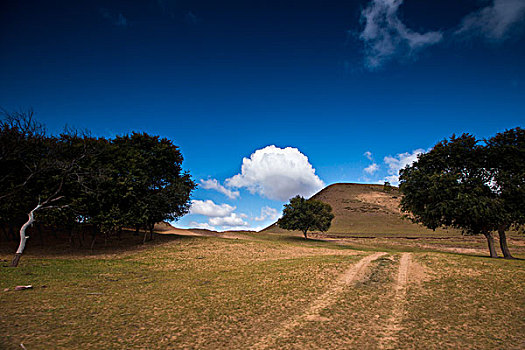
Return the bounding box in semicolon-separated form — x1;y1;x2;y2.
0;111;94;266
1;111;196;264
111;133;196;242
485;127;525;258
277;195;334;239
0;110;47;242
399;133;521;258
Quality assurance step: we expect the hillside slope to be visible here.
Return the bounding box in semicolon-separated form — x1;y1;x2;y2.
264;183;457;237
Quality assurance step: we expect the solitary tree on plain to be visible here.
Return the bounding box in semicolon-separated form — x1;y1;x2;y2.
277;195;334;239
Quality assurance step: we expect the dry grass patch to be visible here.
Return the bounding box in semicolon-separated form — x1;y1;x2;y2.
269;253;399;349
0;236;365;349
398;253;525;349
1;233;523;349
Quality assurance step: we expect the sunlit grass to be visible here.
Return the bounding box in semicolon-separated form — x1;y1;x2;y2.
1;233;524;349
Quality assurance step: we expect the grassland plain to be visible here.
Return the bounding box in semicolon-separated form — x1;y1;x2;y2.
1;230;524;350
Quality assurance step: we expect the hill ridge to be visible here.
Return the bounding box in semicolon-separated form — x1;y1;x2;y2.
264;183;456;237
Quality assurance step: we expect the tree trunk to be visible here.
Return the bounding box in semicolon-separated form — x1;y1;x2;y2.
143;228;148;244
90;225;98;251
497;227;513;259
11;253;22;267
303;230;308;239
482;231;498;258
10;204;41;267
144;223;154;243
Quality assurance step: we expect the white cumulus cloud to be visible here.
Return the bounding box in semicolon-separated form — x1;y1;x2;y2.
225;145;325;201
200;178;240;199
456;0;525;40
209;213;249;227
364;151;373;161
359;0;443;69
254;206;280;222
383;148;425;185
364;163;380;175
189;200;235;217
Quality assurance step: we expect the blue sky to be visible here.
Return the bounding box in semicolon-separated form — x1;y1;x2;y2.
1;0;524;231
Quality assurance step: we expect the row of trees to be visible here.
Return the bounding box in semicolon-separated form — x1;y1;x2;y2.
1;110;196;266
400;127;524;258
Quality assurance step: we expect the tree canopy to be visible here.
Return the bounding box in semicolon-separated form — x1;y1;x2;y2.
399;128;524;258
0;110;196;266
277;195;334;239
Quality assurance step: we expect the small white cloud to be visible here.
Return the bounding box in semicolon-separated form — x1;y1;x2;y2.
209;213;249;227
225;145;325;201
189;200;235;217
254;206;280;222
456;0;525;40
189;221;216;231
364;151;373;161
221;225;261;232
359;0;443;69
200;178;240;199
383;149;425;185
364;163;380;175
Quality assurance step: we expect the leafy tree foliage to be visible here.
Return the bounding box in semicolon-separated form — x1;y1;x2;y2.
111;133;195;242
399;129;524;258
485;127;525;258
0;110;196;266
277;195;334;239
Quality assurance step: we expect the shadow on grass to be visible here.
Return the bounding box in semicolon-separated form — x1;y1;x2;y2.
0;230;202;260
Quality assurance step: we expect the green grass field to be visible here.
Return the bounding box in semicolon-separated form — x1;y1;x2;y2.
1;231;524;349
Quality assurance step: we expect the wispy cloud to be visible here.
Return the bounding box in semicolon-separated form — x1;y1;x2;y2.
358;0;443;69
383;148;425;185
254;206;280;222
184;11;200;25
100;8;128;27
200;178;240;199
364;163;380;175
156;0;177;18
455;0;525;41
363;151;379;175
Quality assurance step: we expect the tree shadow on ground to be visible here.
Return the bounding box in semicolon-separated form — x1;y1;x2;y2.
0;229;196;260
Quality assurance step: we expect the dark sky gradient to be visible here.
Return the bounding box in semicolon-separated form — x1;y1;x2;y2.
1;0;524;230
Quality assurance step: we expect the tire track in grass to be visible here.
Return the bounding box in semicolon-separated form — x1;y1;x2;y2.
379;252;411;350
250;251;387;350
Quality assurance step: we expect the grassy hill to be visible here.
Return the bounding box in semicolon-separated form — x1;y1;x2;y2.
265;183;459;237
